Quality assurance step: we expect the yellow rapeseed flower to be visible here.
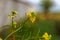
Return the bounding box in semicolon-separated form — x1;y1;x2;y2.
27;11;36;23
13;21;17;28
0;38;3;40
30;17;36;23
42;32;52;40
12;10;18;15
11;16;15;18
27;11;32;17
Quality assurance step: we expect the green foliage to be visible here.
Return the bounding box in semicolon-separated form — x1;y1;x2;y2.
1;14;60;40
2;16;60;40
12;17;55;40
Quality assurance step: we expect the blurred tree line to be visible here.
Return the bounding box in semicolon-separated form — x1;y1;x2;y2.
41;0;53;18
41;0;60;35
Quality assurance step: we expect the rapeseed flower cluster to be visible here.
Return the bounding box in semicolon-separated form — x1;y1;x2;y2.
27;11;36;23
8;10;18;18
42;32;52;40
8;10;18;28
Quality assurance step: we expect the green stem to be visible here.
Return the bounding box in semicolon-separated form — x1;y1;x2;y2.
12;13;14;29
4;26;22;40
4;18;28;40
12;18;14;28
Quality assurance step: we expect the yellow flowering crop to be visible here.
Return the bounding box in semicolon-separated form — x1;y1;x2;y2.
8;10;18;19
42;32;52;40
11;16;15;18
30;17;36;23
12;10;18;15
8;10;18;28
27;11;36;23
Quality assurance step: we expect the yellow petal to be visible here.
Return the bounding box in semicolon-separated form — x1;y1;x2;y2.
42;32;52;40
14;11;18;15
27;12;32;17
12;10;18;15
11;16;15;18
0;38;3;40
42;32;49;39
30;17;36;23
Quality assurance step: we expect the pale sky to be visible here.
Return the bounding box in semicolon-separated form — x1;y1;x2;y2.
27;0;60;12
28;0;60;6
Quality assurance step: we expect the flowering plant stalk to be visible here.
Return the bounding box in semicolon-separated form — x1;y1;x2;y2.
4;10;52;40
4;18;29;40
4;10;29;40
4;10;18;40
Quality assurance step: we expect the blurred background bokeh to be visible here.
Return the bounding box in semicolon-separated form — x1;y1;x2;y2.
0;0;60;40
0;0;60;26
